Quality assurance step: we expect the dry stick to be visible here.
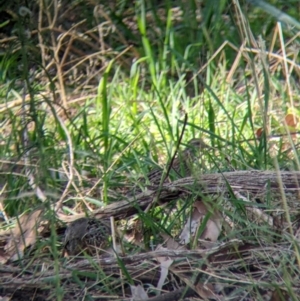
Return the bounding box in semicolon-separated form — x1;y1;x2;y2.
44;0;68;108
0;240;242;287
53;21;85;108
101;170;300;220
110;216;125;298
56;20;86;68
75;45;134;92
234;0;269;140
21;82;47;203
226;40;247;83
143;287;195;301
54;115;74;212
0;184;9;223
61;163;93;212
37;0;46;73
162;114;189;185
278;22;295;109
60;35;74;70
274;131;300;268
239;46;299;69
56;170;300;224
144;113;188;214
94;5;140;58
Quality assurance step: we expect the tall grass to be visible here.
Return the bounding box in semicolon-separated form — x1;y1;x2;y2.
0;0;299;299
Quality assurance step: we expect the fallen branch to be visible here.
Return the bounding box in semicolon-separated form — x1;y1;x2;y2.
58;170;300;222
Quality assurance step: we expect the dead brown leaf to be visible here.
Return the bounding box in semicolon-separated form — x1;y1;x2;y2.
179;201;222;248
256;127;264;139
270;288;289;301
179;201;207;245
160;233;186;250
130;284;148;300
200;217;222;248
285;113;298;128
5;209;44;261
156;249;173;294
195;282;220;300
0;251;10;264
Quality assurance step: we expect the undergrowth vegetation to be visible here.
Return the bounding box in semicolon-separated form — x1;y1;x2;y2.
0;0;300;300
